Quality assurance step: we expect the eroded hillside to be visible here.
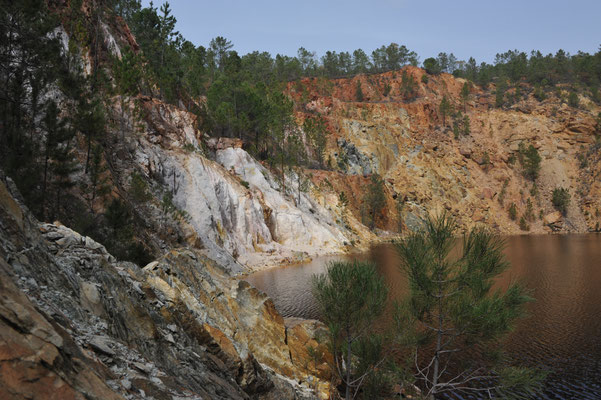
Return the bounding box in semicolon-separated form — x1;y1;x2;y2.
289;67;601;234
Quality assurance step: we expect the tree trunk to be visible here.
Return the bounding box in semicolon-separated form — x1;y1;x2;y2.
85;133;91;173
431;270;444;399
41;147;50;220
346;331;352;400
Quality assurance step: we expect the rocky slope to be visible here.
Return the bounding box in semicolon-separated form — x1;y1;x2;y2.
0;172;331;399
42;7;367;271
126;96;359;271
290;67;601;234
40;0;601;279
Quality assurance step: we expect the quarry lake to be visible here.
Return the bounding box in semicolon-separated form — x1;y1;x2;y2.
247;234;601;399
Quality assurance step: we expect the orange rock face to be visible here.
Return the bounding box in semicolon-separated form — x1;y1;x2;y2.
289;67;601;234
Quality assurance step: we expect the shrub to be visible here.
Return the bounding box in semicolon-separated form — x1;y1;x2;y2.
356;81;364;102
312;260;388;400
481;151;490;166
361;174;387;230
507;153;517;165
552;187;570;215
519;216;530;231
182;143;196;152
568;91;579;108
530;183;539;198
520;143;541;180
498;179;509;206
534;84;546;101
508;203;518;220
382;83;392;97
525;198;535;221
130;172;151;203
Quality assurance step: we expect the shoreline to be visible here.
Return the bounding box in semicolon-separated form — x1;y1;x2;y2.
235;230;601;278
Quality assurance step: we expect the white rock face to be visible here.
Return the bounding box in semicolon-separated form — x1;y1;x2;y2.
216;147;347;252
135;125;348;269
129;98;351;270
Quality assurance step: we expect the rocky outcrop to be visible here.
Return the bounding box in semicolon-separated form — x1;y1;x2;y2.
0;174;329;399
130;97;352;271
289;67;601;234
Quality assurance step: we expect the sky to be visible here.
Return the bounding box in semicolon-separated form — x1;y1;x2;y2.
141;0;601;64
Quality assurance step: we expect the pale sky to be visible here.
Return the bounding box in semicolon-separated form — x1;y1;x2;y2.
141;0;601;63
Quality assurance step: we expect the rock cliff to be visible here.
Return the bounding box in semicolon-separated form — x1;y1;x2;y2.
289;67;601;234
0;173;331;399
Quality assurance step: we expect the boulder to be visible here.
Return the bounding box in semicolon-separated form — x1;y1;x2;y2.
543;211;562;226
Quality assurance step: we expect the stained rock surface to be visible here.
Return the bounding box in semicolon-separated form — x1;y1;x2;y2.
0;173;329;399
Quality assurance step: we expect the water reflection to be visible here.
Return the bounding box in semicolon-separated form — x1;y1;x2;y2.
247;234;601;399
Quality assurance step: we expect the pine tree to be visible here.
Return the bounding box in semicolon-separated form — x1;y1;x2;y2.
41;101;71;219
460;82;471;112
463;114;471;135
361;174;387;230
312;260;388;400
75;97;105;174
439;95;452;127
396;214;543;399
303;113;329;167
521;144;542;181
355;80;364;102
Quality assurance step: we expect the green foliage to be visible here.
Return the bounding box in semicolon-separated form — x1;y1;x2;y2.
103;198;152;266
495;79;507;107
530;183;539;198
519;216;530;231
82;144;110;210
498;179;509;206
400;70;418;101
525;198;535;221
463;114;471;135
130;172;152;203
371;43;418;73
453;48;601;92
460;81;471;111
423;57;441;74
552;187;570;215
421;74;429;84
303;113;329;167
507;152;517;165
453;119;460;139
396;214;540;398
355;80;364;102
312;260;388;400
382;82;392;97
0;0;66;215
520;143;542;180
481;151;491;166
439;95;452;127
533;84;546;101
161;191;191;223
74;96;105;174
361;174;387;230
338;191;349;209
591;87;601;104
113;49;141;96
508;203;518;220
568;91;579;108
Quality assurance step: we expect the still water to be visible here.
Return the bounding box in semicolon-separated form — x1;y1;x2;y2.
247;234;601;399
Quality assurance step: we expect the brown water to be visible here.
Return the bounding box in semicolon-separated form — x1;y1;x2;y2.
247;234;601;399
